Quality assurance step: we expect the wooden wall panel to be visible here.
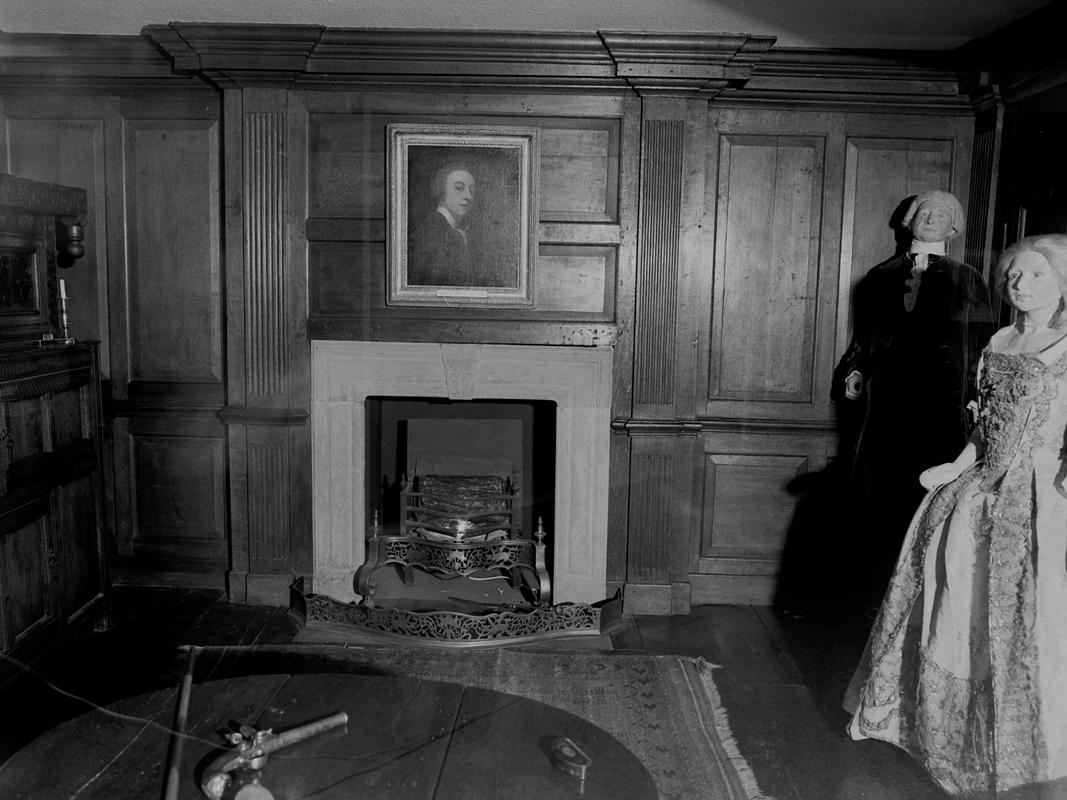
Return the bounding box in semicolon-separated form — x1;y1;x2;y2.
309;241;383;316
700;453;807;559
129;432;228;564
540;123;618;221
710;134;825;404
309;113;386;219
536;248;612;314
124;118;222;385
691;432;831;605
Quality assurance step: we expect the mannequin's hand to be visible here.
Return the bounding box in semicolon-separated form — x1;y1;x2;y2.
920;463;962;490
844;370;864;400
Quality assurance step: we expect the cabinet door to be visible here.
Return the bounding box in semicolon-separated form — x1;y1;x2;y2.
0;500;57;651
52;476;103;623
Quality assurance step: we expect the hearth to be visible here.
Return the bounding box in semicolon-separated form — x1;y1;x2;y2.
311;341;612;605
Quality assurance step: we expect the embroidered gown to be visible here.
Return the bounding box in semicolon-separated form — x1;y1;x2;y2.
844;328;1067;798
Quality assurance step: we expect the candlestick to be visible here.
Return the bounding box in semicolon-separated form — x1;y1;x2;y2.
57;279;73;343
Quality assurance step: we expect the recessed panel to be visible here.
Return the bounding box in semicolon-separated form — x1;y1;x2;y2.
309;241;385;316
536;247;612;314
125;118;222;384
132;434;226;544
540;123;619;221
711;135;824;403
309;114;387;219
700;453;809;558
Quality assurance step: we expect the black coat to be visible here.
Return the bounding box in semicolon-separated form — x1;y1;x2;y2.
835;253;995;509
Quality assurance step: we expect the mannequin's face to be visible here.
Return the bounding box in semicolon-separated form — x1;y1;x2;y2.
1005;251;1061;316
909;202;956;243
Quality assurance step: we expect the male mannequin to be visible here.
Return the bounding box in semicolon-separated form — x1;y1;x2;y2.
834;190;994;583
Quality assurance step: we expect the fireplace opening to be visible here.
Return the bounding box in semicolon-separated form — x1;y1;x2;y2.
362;396;557;610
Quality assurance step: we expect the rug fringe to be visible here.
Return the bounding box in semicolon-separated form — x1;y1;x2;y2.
691;657;778;800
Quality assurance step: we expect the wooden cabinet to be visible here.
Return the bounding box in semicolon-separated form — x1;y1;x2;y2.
0;175;107;683
0;344;108;680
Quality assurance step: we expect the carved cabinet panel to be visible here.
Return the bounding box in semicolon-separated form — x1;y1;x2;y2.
0;343;108;680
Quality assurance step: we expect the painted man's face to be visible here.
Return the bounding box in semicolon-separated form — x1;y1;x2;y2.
909;202;955;243
441;169;475;222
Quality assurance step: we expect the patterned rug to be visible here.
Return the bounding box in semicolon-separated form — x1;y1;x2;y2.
198;644;774;800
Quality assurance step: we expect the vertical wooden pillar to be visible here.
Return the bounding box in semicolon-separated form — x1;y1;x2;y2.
222;86;310;603
599;32;774;614
624;97;706;614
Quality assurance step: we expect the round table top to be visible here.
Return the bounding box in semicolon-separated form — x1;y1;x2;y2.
0;670;657;800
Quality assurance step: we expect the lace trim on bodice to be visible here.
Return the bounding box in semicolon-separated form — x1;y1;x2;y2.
977;335;1067;484
978;354;1046;479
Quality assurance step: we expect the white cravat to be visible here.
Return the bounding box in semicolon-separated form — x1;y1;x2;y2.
903;240;946;311
907;239;946;272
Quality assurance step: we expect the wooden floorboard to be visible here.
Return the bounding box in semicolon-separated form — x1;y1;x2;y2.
0;585;954;799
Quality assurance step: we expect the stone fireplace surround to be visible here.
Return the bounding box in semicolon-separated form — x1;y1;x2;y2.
312;341;613;605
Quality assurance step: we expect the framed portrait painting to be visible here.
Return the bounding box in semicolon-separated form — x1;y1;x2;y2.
387;123;539;307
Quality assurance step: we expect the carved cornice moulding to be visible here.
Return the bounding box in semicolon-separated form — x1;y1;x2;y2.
0;32;215;93
0;25;985;108
598;31;775;97
141;23;774;94
730;48;973;112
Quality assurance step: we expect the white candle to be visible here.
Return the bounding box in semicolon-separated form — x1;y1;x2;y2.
59;278;67;300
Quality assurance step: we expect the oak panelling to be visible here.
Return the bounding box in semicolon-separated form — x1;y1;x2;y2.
692;428;833;605
126;426;228;566
308;240;615;318
700;453;807;559
633;118;683;410
4;105;109;372
304;103;625;334
309;240;385;317
836;136;957;356
539;122;619;222
123;116;222;394
709;134;825;406
308;112;386;219
532;247;613;316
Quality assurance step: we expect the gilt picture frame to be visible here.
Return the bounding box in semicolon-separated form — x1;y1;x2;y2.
387;123;538;307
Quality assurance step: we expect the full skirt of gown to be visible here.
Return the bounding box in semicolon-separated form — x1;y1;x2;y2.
844;334;1067;798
